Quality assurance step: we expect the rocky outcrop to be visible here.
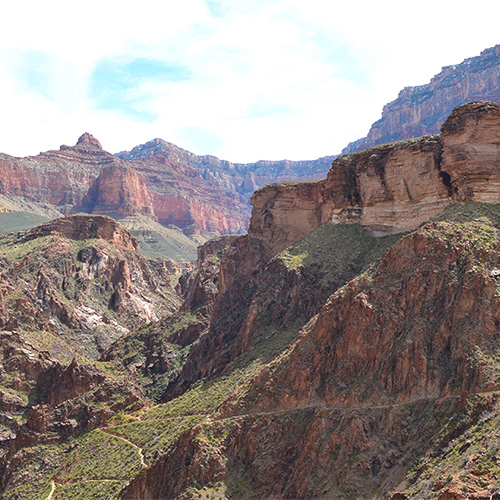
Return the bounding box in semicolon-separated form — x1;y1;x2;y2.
22;214;138;250
343;44;500;154
249;102;500;255
441;101;500;201
0;215;180;358
82;165;155;218
248;180;326;255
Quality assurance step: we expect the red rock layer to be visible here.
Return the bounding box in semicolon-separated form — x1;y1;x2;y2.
82;165;155;218
0;134;250;236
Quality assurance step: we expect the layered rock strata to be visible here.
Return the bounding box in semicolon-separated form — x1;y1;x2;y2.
249;101;500;255
343;44;500;154
0;133;249;237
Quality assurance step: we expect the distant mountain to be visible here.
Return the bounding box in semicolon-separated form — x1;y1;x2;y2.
343;44;500;154
0;133;249;239
0;133;332;259
116;138;334;199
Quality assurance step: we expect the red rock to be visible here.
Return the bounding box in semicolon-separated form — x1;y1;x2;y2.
82;164;155;218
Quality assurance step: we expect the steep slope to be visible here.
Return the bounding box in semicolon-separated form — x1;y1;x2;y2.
0;215;188;499
343;44;500;154
121;203;500;500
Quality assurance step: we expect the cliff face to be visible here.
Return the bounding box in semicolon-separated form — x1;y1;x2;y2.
343;44;500;154
441;100;500;201
250;101;500;255
82;165;155;218
0;133;250;238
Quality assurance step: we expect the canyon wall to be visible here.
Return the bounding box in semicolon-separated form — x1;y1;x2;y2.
343;44;500;154
0;133;249;237
249;101;500;255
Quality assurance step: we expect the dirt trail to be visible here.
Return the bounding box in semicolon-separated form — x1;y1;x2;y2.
45;480;56;500
217;389;499;422
100;428;146;466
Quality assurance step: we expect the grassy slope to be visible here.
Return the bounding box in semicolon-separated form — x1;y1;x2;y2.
0;211;51;233
118;214;201;261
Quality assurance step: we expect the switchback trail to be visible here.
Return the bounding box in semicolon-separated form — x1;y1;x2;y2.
45;480;56;500
100;428;146;467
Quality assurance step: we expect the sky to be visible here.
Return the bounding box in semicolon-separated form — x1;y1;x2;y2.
1;1;500;163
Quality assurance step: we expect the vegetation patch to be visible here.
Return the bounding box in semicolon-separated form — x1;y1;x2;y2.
107;415;205;463
55;429;144;483
53;480;124;500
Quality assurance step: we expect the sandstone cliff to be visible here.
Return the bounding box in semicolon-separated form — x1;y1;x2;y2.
343;44;500;154
249;101;500;255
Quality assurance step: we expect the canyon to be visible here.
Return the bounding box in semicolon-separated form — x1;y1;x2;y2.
0;133;333;250
2;43;500;500
2;102;500;499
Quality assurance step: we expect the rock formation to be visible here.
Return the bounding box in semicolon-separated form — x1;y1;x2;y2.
122;204;500;500
343;44;500;154
0;135;249;238
6;102;500;499
250;101;500;254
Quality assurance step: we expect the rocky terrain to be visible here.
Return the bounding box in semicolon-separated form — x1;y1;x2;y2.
2;101;500;499
250;101;500;254
343;44;500;154
0;132;333;256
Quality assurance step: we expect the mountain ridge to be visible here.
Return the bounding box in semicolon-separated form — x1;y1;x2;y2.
343;44;500;154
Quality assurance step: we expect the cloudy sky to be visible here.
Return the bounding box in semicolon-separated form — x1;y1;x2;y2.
1;0;499;162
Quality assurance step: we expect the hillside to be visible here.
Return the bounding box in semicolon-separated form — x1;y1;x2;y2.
2;102;500;499
343;44;500;154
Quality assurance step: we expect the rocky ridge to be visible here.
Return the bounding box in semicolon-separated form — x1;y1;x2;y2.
343;44;500;154
116;138;334;198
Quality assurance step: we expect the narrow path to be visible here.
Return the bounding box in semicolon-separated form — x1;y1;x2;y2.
216;389;499;422
45;480;56;500
100;429;146;466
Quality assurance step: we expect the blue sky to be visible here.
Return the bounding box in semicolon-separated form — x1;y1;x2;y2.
1;0;500;162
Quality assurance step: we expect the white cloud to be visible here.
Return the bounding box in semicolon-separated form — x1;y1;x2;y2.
1;0;500;161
